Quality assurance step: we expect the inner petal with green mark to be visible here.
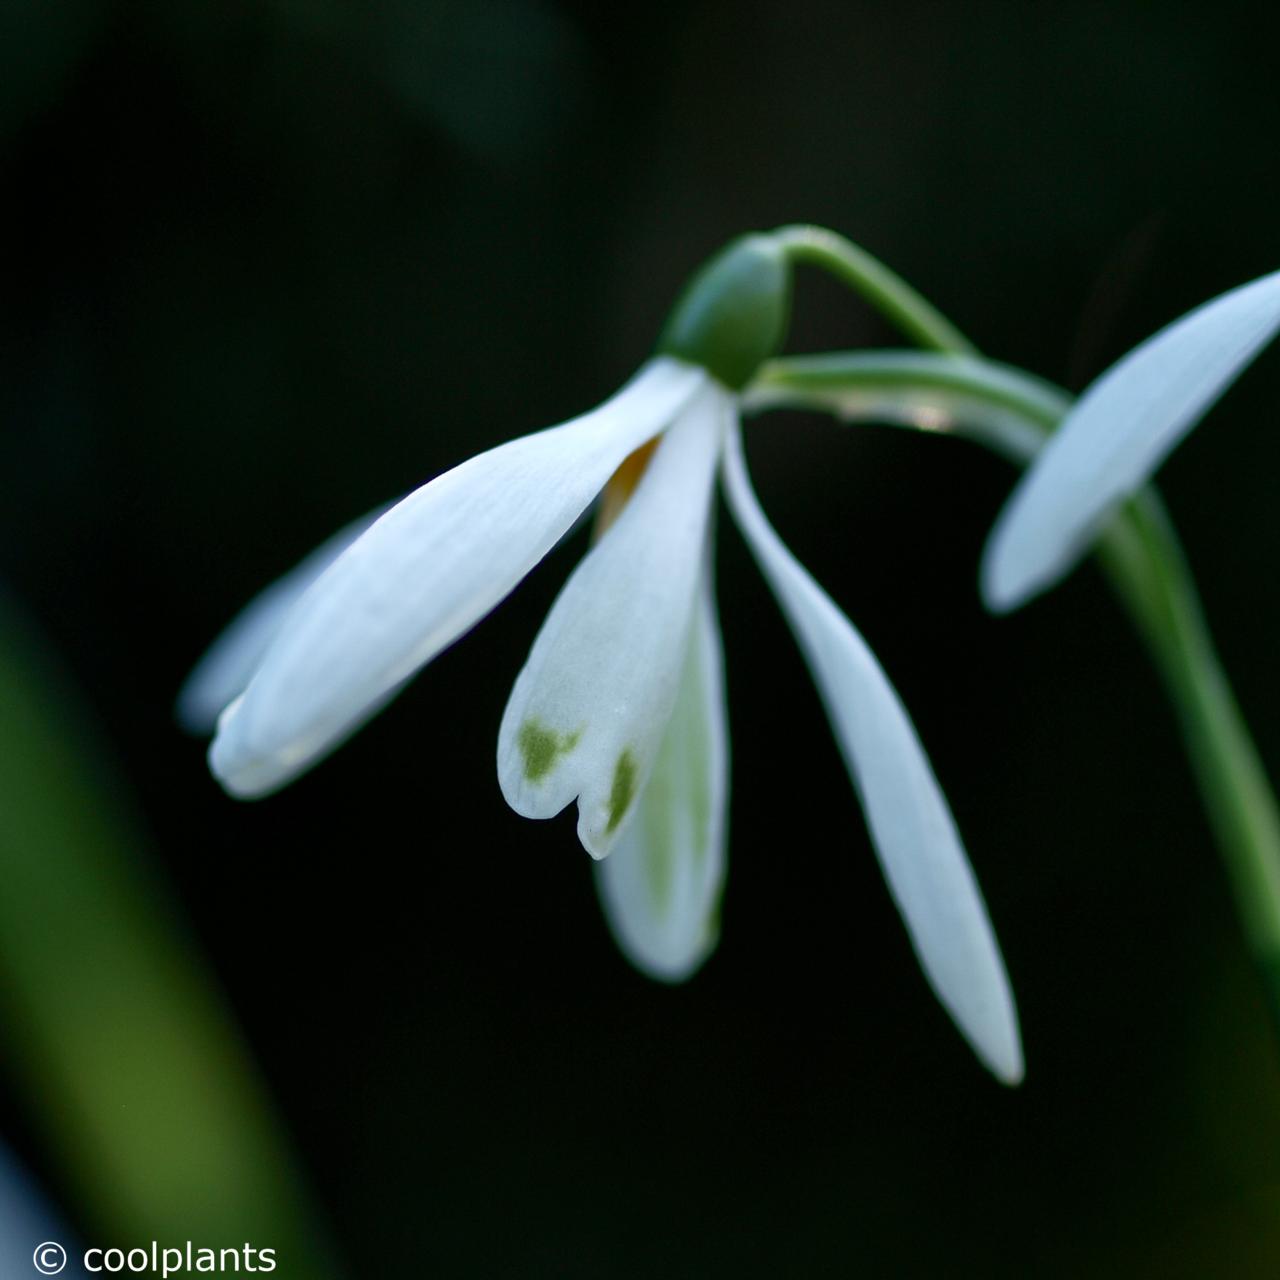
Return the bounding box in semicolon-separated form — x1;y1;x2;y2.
495;388;726;859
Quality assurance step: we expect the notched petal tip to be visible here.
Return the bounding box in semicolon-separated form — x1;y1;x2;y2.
500;726;644;859
576;815;616;862
573;751;642;859
496;718;582;824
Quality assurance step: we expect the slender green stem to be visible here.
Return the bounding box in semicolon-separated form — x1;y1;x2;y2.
772;224;979;357
1096;496;1280;993
752;346;1280;1022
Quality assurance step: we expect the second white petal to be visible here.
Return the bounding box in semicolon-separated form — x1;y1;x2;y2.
498;385;729;859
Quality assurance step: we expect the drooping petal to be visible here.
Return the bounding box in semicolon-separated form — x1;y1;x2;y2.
211;357;707;797
177;506;387;734
497;384;728;859
721;424;1023;1084
983;268;1280;611
594;561;729;981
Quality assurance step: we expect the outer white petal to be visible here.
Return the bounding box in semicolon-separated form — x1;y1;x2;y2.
721;424;1023;1085
177;507;387;734
497;384;727;859
211;357;707;797
594;563;728;981
983;267;1280;611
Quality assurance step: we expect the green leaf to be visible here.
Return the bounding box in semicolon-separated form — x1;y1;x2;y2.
0;591;341;1274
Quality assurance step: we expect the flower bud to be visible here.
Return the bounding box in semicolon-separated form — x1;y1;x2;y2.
657;234;790;389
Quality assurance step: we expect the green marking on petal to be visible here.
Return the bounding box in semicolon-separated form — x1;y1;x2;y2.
518;720;581;783
642;812;676;913
607;750;638;834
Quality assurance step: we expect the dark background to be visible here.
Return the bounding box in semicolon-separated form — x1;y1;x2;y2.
3;0;1280;1275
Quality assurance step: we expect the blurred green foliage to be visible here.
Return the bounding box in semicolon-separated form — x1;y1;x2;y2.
2;0;1280;1275
0;592;339;1275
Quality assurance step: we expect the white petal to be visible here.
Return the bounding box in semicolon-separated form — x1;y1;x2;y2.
497;384;727;858
721;424;1023;1084
983;268;1280;611
594;562;728;981
211;357;707;797
177;507;388;734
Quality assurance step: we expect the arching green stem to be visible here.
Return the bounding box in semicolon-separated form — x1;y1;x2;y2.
750;346;1280;1027
772;225;978;357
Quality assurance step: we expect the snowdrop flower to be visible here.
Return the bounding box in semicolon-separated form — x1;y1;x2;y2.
184;233;1022;1082
983;267;1280;611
